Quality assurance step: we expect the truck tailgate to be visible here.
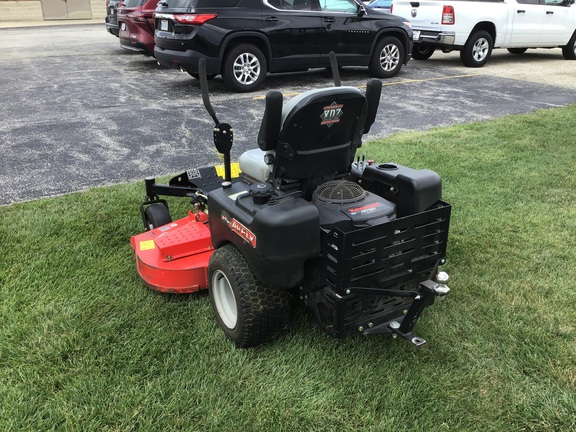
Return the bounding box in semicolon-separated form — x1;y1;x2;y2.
392;1;445;31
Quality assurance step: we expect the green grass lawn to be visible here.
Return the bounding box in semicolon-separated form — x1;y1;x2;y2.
1;106;575;431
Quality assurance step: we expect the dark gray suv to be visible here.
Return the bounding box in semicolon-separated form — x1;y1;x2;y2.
154;0;413;92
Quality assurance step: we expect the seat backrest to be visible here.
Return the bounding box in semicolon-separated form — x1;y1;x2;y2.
269;86;368;180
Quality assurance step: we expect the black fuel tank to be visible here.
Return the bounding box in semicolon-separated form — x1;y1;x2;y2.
208;181;320;289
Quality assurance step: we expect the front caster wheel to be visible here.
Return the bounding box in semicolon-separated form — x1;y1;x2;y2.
209;244;291;348
144;203;172;230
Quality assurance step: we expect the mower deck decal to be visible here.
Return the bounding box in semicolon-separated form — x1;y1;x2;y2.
139;240;156;251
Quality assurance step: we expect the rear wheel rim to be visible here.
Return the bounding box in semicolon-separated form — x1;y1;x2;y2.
212;270;237;329
233;53;261;85
380;44;400;71
472;38;489;62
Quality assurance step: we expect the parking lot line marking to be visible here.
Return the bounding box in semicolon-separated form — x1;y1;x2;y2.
380;73;483;87
252;73;482;100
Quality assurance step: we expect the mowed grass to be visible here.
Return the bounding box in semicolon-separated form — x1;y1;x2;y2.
1;105;575;431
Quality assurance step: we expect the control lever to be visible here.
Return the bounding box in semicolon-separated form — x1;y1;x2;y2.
328;51;341;87
198;58;232;182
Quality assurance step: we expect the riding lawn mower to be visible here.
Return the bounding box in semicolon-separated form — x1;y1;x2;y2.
131;56;452;348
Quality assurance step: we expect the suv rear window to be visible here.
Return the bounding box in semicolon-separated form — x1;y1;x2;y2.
123;0;147;6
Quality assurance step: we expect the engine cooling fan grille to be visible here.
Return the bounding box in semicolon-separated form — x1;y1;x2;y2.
313;180;367;204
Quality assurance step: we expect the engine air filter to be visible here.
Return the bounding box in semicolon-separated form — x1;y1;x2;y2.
313;180;366;204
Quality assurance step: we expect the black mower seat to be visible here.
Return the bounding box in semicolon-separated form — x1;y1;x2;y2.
240;86;375;183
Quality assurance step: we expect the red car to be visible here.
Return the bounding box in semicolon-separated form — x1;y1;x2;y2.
117;0;161;56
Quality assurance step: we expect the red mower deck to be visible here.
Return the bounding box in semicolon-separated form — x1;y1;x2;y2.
131;212;213;293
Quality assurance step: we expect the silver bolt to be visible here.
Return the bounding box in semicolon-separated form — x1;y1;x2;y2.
389;321;400;329
368;322;374;328
358;326;364;332
345;289;351;295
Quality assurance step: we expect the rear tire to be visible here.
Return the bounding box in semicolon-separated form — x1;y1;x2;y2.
222;44;267;92
562;32;576;60
460;30;493;67
412;45;435;60
507;48;527;55
144;204;172;230
369;36;404;78
188;71;216;80
209;244;291;348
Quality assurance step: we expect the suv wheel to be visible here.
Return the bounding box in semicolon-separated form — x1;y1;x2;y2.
562;32;576;60
460;30;493;67
369;36;404;78
223;44;267;92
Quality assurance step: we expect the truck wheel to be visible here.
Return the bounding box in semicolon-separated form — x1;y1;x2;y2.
562;32;576;60
370;36;404;78
144;203;172;230
222;44;267;92
412;45;435;60
460;30;493;67
208;244;291;348
507;48;527;55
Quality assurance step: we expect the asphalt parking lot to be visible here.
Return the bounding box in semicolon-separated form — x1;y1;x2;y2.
1;23;575;205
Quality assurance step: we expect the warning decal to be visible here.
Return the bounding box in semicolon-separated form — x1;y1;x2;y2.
139;240;156;251
215;163;242;179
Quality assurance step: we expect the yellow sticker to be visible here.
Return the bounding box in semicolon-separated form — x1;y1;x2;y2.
215;163;242;179
139;240;156;251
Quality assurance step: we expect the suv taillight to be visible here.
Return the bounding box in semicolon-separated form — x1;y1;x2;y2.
173;14;217;25
442;6;455;25
128;12;146;22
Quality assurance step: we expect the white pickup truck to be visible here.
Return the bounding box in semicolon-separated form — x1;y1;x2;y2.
390;0;576;66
